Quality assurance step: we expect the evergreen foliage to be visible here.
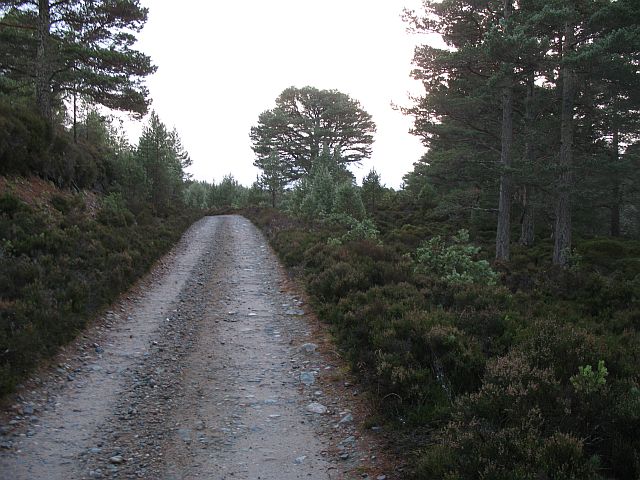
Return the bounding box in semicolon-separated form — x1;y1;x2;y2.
2;1;640;477
135;112;190;214
183;181;210;210
251;86;375;183
300;162;335;219
333;182;365;221
415;229;498;285
404;0;640;264
361;169;384;215
0;0;156;119
182;175;268;211
257;151;287;208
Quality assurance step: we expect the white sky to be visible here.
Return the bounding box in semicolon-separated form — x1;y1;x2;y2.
124;0;439;188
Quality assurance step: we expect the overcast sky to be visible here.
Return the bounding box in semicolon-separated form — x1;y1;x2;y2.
124;0;440;188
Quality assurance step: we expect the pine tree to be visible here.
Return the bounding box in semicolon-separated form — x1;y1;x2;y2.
135;112;189;214
300;161;335;218
168;128;192;181
405;0;509;242
406;0;640;264
251;86;376;183
257;151;288;208
494;0;515;261
334;182;366;220
0;0;155;120
361;169;384;214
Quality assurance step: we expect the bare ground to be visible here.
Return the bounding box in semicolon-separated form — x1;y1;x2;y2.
0;215;396;480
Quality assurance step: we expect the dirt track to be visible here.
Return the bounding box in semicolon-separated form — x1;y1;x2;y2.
0;215;392;480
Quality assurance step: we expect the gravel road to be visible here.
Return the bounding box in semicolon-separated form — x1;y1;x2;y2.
0;215;391;480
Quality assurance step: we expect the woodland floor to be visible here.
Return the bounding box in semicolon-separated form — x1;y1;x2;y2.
0;215;395;480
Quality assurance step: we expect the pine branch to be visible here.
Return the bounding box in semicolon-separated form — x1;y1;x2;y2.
0;20;35;30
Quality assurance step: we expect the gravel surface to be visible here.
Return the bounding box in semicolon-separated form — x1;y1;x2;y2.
0;215;394;480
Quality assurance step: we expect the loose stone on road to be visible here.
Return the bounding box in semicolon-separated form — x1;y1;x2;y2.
0;215;389;479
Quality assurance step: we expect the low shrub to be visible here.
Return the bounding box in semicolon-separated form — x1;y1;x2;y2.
578;238;629;269
242;206;640;479
97;192;135;227
0;193;198;394
414;229;498;286
420;352;603;480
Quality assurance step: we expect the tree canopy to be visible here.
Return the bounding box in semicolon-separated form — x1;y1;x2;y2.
135;111;191;214
404;0;640;265
0;0;156;120
250;86;376;183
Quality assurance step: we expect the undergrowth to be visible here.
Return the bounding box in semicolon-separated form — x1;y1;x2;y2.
0;189;199;395
243;206;640;480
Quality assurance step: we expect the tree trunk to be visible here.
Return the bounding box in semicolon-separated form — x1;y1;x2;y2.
520;187;535;246
73;88;78;143
519;73;536;247
496;84;514;261
36;0;52;120
553;22;576;266
495;0;514;262
611;128;621;237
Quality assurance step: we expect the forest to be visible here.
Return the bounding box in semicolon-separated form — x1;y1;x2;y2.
1;0;639;479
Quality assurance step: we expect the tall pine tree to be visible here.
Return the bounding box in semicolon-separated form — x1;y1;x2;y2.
0;0;155;120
